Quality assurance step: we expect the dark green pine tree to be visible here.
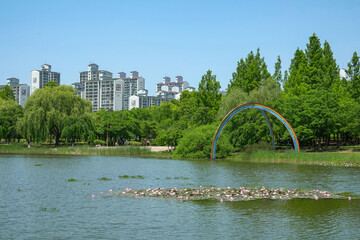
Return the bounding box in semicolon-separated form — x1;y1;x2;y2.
228;48;270;93
273;55;282;85
347;51;360;102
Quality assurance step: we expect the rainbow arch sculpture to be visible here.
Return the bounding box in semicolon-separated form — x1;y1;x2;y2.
211;103;300;163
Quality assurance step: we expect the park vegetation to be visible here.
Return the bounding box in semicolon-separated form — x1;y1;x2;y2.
0;34;359;159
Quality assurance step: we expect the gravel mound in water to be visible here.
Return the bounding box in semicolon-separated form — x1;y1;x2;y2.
104;186;356;201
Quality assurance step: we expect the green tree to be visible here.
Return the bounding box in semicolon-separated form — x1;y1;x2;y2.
173;124;233;159
45;81;59;88
273;55;282;85
283;70;288;84
277;89;338;149
284;48;310;95
228;48;270;93
347;51;360;102
18;85;93;146
178;90;201;127
0;98;23;143
306;33;323;87
197;70;222;125
218;78;281;150
94;109;141;146
0;85;15;100
322;41;340;89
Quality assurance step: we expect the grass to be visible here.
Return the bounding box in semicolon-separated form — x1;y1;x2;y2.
2;143;360;167
67;178;79;182
225;150;360;166
0;144;152;156
119;175;144;179
98;177;111;181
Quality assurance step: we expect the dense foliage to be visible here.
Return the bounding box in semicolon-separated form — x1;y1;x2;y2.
1;33;359;157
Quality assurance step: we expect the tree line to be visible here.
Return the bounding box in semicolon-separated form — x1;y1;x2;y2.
0;33;359;157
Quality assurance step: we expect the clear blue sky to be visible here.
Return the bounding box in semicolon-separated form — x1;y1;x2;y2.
1;0;359;94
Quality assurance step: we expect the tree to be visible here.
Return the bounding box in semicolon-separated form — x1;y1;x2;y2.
218;78;281;150
277;89;338;150
347;51;360;102
284;48;310;95
283;70;288;84
173;124;233;159
45;81;59;88
197;70;222;125
306;33;323;88
322;41;340;89
18;85;93;146
0;98;23;143
228;48;270;93
286;34;339;93
273;55;282;85
0;85;15;100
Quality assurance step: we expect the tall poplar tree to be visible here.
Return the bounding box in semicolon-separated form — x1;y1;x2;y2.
197;70;222;124
273;56;282;85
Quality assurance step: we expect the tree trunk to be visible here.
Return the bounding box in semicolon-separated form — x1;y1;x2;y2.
55;134;60;146
318;139;322;151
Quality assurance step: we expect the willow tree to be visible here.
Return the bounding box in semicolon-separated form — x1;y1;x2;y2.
0;98;23;143
17;85;93;146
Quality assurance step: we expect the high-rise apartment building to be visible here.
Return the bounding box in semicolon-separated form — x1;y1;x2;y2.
340;68;351;81
75;64;145;111
30;64;60;94
113;71;145;111
78;64;114;111
128;89;165;110
0;77;30;107
156;75;193;99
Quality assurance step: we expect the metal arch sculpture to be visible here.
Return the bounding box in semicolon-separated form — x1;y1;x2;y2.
211;103;300;163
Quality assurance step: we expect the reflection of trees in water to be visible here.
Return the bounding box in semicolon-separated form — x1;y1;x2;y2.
190;199;360;238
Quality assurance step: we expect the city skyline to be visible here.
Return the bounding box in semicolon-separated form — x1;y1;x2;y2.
1;0;360;95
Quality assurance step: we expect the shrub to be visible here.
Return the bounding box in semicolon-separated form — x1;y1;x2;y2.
173;124;233;159
94;139;105;146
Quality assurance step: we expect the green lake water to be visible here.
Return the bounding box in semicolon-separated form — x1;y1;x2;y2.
1;155;359;239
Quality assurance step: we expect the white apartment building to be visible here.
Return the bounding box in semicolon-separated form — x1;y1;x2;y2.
113;71;145;111
340;68;351;81
0;78;30;107
30;64;60;94
156;76;191;99
129;89;165;110
75;64;145;111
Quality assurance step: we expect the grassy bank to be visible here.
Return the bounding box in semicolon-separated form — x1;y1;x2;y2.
0;144;158;157
2;144;360;167
225;150;360;167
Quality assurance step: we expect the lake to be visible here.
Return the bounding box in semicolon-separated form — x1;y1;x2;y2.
1;155;359;239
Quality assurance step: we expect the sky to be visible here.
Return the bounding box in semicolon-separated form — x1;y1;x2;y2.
0;0;359;95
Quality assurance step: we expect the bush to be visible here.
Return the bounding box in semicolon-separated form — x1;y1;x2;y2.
173;125;233;159
94;139;105;146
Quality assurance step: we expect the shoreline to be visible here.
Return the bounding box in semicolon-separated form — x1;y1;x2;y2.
1;144;360;167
